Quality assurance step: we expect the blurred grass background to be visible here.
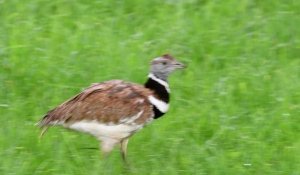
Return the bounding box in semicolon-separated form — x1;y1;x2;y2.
0;0;300;174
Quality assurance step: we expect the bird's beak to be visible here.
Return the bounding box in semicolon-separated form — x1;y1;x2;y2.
173;60;186;69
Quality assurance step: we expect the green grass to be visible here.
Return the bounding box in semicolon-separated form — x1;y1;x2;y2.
1;0;300;174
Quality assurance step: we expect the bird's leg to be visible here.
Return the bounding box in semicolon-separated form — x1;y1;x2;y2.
100;140;118;159
120;138;129;163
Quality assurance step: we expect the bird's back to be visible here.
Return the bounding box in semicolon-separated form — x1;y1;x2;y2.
39;80;155;131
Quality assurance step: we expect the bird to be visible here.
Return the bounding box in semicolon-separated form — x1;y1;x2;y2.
38;54;185;162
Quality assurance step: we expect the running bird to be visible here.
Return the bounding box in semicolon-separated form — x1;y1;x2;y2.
38;54;185;162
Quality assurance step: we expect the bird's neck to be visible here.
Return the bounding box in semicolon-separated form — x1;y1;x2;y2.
145;73;170;103
145;73;170;119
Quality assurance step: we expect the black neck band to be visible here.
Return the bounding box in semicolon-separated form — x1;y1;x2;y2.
145;77;170;119
145;78;170;103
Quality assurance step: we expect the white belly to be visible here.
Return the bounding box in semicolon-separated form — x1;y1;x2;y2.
67;120;143;141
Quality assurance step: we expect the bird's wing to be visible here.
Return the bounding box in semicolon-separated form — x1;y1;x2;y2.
39;80;154;127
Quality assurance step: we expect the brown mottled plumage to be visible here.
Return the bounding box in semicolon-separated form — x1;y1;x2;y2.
40;80;153;126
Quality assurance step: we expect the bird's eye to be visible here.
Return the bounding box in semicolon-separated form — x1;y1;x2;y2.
162;62;167;65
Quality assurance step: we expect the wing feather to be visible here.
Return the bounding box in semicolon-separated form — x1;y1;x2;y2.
39;80;154;128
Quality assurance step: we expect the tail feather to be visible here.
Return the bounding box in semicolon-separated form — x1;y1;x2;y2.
39;126;49;139
37;114;51;139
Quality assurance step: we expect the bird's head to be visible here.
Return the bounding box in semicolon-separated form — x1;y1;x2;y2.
150;54;186;81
